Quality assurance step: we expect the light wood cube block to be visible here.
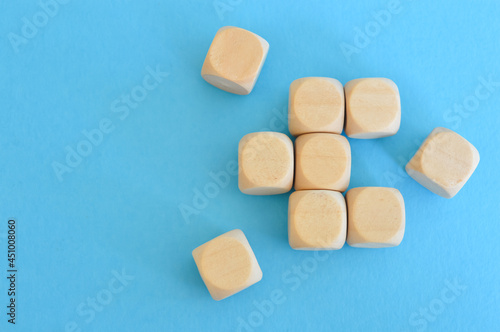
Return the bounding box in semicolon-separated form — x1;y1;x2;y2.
239;132;294;195
192;229;262;301
405;127;480;198
288;77;345;136
201;26;269;95
344;78;401;138
288;190;347;250
294;133;351;191
346;187;405;248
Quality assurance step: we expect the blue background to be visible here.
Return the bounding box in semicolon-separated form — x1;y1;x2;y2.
1;1;499;331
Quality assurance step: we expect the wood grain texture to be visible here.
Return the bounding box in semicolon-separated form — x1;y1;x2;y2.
288;77;345;136
346;187;405;248
406;127;480;198
238;132;294;195
294;133;351;191
288;190;346;250
201;26;269;95
344;78;401;138
192;229;262;301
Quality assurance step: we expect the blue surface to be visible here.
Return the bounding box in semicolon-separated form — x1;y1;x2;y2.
1;1;499;331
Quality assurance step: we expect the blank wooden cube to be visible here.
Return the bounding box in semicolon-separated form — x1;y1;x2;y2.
201;26;269;95
288;190;347;250
192;229;262;301
288;77;345;136
344;78;401;138
239;132;294;195
294;133;351;191
346;187;405;248
405;127;480;198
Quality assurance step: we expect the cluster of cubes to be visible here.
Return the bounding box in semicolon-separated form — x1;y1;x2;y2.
239;76;406;251
193;26;480;301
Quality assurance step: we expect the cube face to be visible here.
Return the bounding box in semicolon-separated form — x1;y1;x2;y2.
239;132;294;195
344;78;401;139
346;187;405;248
192;229;262;301
288;190;347;250
294;133;351;191
405;127;480;198
288;77;345;136
201;26;269;95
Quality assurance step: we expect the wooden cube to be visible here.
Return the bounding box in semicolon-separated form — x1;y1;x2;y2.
346;187;405;248
192;229;262;301
294;133;351;191
288;190;347;250
288;77;345;136
239;132;294;195
405;127;480;198
201;26;269;95
344;78;401;138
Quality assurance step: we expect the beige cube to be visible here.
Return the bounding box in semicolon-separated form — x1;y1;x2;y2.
192;229;262;301
344;78;401;138
239;132;294;195
201;26;269;95
288;77;345;136
288;190;347;250
405;127;480;198
346;187;405;248
294;133;351;191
